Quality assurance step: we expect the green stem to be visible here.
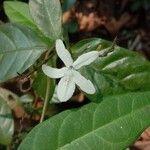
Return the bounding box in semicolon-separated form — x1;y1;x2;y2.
40;77;50;123
24;47;55;78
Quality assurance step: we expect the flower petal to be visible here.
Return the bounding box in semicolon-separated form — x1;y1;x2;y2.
73;70;95;94
56;39;73;67
57;73;75;102
73;51;99;69
42;64;67;78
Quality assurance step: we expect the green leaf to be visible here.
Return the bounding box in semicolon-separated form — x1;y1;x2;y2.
4;1;37;31
0;88;15;145
0;23;47;82
71;38;103;57
33;70;55;100
4;1;52;45
19;91;150;150
71;38;150;102
32;59;55;101
29;0;62;40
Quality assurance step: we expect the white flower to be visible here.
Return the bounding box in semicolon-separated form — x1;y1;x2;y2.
42;39;99;102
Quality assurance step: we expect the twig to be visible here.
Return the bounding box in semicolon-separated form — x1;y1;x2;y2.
39;47;55;123
17;49;55;79
98;37;118;57
40;77;51;123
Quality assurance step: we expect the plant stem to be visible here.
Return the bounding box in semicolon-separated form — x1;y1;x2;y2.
40;77;50;123
25;50;55;78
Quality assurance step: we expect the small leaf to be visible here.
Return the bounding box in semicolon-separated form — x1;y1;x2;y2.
18;91;150;150
29;0;62;40
0;23;47;82
71;38;150;102
33;70;55;100
0;88;15;145
33;59;55;101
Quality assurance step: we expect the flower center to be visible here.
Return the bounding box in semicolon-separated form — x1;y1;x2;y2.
65;66;75;77
68;65;74;70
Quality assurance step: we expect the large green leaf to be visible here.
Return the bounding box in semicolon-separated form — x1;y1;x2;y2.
71;38;150;102
19;91;150;150
29;0;62;40
0;23;47;82
4;1;51;45
0;88;15;145
4;1;37;31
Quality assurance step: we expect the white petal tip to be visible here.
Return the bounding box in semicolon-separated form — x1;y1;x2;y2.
56;39;62;43
42;64;47;73
42;64;46;69
59;98;68;102
42;64;66;79
86;86;96;95
57;92;69;102
57;75;75;102
73;51;99;69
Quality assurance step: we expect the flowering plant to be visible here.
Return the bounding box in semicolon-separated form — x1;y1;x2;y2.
0;0;150;149
42;39;99;102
